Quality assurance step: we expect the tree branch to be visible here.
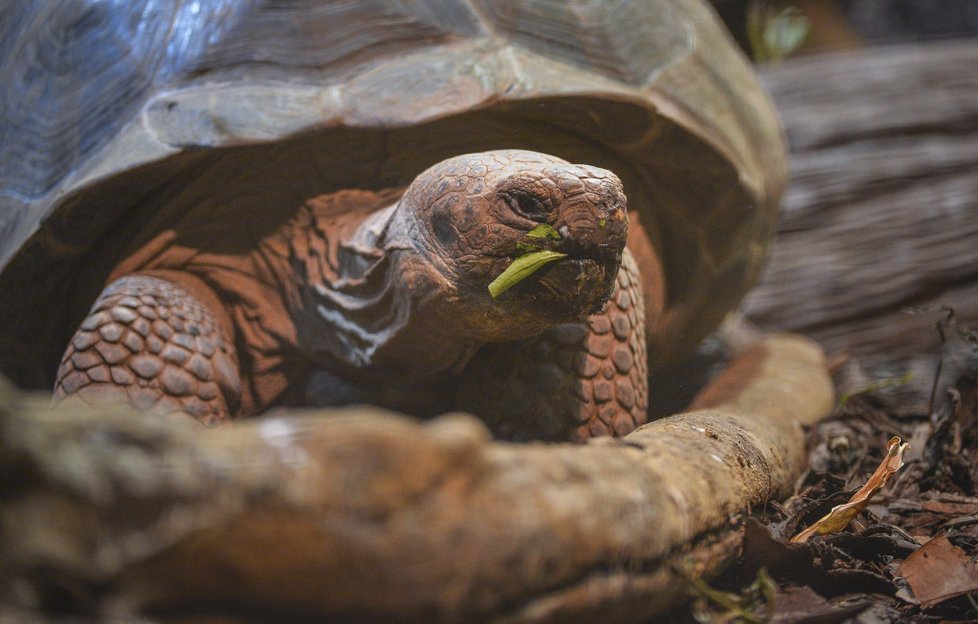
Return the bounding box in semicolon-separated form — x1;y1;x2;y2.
1;334;832;622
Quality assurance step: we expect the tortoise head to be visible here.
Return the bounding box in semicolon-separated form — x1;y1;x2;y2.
388;150;628;337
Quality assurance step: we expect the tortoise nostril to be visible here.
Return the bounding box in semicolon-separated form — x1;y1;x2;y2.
501;190;551;221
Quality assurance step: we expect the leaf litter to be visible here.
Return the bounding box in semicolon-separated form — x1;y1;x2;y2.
676;309;978;623
789;436;909;544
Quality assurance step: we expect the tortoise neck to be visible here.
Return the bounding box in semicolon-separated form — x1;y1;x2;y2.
280;192;487;378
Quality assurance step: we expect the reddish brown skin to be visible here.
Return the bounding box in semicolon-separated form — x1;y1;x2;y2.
456;249;648;441
55;271;240;424
54;150;659;440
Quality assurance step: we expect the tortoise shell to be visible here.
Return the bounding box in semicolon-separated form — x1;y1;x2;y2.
0;0;785;389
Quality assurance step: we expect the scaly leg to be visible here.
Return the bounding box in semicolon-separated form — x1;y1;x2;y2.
457;248;648;441
54;272;241;425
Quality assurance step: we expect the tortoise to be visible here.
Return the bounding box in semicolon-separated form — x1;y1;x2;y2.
0;0;786;441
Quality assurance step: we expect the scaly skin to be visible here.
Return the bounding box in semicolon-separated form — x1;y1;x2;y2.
54;271;240;424
456;248;648;441
55;150;659;440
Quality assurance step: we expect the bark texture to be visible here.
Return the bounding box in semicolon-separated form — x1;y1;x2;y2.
744;40;978;372
1;334;832;623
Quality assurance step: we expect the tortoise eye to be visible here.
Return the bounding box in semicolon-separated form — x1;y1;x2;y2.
432;210;457;246
502;190;550;221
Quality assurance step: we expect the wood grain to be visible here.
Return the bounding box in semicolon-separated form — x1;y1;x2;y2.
744;40;978;373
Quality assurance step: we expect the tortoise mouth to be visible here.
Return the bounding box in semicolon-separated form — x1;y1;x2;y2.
537;255;620;315
488;246;621;319
484;207;627;319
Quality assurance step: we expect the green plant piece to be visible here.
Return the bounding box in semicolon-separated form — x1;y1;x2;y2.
684;565;775;624
526;223;561;240
838;372;913;407
488;250;567;298
687;574;765;624
515;242;540;254
598;218;607;229
747;4;810;63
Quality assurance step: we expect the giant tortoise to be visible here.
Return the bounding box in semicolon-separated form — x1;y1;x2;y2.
0;0;786;441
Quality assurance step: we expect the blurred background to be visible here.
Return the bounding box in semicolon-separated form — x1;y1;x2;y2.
713;0;978;58
710;0;978;407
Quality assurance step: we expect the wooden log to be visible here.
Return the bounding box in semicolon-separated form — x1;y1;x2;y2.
743;40;978;375
0;334;832;623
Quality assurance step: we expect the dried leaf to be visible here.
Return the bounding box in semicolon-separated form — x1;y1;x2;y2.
920;501;978;515
741;519;814;582
790;437;909;543
898;533;978;607
770;585;871;624
488;250;567;298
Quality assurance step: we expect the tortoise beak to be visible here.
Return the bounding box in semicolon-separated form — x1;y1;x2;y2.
551;194;628;262
532;254;622;317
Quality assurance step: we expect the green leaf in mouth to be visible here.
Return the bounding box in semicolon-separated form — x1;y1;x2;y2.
488;250;568;298
526;223;561;240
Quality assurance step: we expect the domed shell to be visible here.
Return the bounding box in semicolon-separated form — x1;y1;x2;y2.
0;0;785;388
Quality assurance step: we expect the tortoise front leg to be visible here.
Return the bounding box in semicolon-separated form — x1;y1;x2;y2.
54;272;241;425
457;248;648;441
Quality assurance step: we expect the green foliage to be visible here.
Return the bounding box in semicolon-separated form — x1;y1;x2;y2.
687;567;777;623
748;3;810;62
526;223;561;240
838;372;913;407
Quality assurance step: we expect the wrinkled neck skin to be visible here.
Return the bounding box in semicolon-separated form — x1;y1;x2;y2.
282;195;539;380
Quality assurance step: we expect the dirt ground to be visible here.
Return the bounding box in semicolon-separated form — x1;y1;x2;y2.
670;312;978;623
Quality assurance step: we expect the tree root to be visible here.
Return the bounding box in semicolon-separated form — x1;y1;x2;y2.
0;334;833;622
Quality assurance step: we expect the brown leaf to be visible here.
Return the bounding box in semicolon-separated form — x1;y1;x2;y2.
741;518;815;582
790;437;909;543
920;500;978;515
770;585;871;624
898;533;978;607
